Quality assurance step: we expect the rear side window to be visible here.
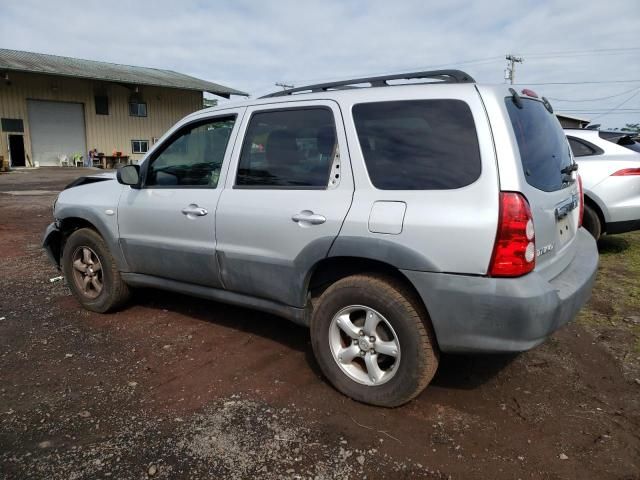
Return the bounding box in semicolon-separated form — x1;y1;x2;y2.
505;98;573;192
352;100;481;190
567;137;600;157
236;108;337;188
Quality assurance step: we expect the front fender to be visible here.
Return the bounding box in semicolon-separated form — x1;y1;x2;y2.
53;179;130;272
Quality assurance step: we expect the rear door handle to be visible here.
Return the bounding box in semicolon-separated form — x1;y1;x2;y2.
292;210;326;225
181;204;208;217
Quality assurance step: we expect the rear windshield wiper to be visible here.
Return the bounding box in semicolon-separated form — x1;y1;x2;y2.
561;163;578;175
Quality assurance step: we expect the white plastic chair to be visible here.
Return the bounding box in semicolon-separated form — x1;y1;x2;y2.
58;155;69;167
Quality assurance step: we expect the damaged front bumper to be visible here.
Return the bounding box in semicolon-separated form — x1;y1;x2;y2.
42;221;62;269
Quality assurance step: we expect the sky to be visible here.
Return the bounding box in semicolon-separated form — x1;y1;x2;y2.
1;0;639;129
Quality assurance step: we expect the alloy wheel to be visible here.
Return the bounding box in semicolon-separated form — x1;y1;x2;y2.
328;305;401;386
71;246;104;299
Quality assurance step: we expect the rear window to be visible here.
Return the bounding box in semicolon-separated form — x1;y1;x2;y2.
352;100;481;190
505;98;573;192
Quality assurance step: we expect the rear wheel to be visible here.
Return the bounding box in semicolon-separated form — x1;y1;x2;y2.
310;274;439;407
582;204;602;240
61;228;130;313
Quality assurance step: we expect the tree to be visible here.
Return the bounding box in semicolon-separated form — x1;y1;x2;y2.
621;123;640;134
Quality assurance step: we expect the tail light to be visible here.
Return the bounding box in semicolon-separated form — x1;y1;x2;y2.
578;174;584;227
489;192;535;277
611;168;640;176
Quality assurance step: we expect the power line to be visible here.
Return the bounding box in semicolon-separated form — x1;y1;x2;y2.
588;89;640;121
515;79;640;85
559;110;640;113
287;55;504;87
525;51;640;60
523;46;640;57
556;107;640;111
559;111;640;115
548;87;640;102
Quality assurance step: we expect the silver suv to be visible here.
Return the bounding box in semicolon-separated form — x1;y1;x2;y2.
43;71;598;407
565;128;640;239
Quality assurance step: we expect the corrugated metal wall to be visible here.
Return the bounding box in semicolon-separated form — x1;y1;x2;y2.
0;71;202;165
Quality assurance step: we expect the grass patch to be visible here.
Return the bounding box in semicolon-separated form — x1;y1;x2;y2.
577;231;640;374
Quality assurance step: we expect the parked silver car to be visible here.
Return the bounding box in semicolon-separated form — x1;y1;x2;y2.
43;72;598;407
565;128;640;239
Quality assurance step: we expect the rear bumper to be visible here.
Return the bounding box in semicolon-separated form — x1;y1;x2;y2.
606;219;640;235
402;228;599;353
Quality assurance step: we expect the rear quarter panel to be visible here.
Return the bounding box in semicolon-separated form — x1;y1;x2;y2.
332;84;499;274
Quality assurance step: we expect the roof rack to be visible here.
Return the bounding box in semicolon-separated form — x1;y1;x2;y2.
260;69;475;98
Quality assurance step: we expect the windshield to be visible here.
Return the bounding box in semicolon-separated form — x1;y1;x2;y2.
505;97;573;192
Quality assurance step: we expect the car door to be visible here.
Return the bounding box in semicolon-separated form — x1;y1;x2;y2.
216;101;354;307
117;110;244;287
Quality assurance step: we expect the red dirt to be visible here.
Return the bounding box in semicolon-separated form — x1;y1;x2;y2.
1;168;639;479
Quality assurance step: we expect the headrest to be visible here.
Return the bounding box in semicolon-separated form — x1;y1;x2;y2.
266;130;298;168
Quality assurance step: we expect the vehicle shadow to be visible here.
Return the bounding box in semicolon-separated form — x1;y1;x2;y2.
131;288;516;391
597;235;630;254
430;352;519;390
132;288;310;354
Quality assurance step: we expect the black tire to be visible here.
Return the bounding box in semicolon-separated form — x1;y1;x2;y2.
582;204;602;240
61;228;130;313
310;274;439;407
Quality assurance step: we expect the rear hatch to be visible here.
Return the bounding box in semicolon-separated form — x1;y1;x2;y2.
504;93;580;277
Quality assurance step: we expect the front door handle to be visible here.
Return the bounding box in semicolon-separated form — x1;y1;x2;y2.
292;210;326;225
181;204;208;217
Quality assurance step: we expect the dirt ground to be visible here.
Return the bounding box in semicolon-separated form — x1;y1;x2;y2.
1;167;639;480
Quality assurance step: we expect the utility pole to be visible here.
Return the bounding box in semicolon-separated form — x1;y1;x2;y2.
504;54;524;84
275;82;294;91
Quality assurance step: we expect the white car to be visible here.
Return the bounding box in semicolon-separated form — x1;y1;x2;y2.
565;128;640;239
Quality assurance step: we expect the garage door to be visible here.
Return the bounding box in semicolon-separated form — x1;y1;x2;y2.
27;100;87;167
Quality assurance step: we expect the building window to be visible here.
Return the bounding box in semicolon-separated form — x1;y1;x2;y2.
95;95;109;115
1;118;24;132
129;102;147;117
131;140;149;154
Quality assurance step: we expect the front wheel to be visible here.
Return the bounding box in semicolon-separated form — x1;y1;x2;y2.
310;274;439;407
61;228;130;313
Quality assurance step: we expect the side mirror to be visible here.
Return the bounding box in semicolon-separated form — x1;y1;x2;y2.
117;164;140;188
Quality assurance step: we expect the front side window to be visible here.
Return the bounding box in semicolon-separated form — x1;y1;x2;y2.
131;140;149;154
352;100;481;190
236;108;337;188
145;117;235;187
129;102;147;117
